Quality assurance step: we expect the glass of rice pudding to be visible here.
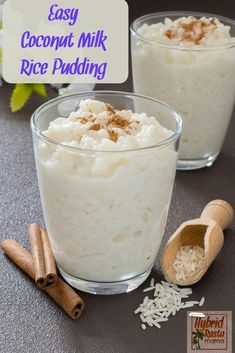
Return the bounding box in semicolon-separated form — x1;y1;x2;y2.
31;91;182;294
131;12;235;170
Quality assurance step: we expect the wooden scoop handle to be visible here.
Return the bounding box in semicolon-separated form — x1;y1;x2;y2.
201;200;234;230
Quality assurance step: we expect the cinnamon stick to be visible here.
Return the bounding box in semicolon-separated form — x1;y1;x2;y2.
41;227;57;285
1;239;85;319
28;224;57;288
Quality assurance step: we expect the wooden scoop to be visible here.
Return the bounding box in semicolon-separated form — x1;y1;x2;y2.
161;200;233;286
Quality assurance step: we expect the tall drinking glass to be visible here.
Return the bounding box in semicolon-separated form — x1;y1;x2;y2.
31;91;182;294
131;12;235;170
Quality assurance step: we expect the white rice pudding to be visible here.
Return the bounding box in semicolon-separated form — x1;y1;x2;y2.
132;16;235;160
35;99;177;282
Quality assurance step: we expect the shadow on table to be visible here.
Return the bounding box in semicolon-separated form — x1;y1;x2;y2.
175;152;235;206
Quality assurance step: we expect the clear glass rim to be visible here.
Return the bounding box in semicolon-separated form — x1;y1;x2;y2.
130;11;235;51
31;90;182;154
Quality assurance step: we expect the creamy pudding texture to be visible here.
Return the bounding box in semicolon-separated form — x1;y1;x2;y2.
132;16;235;160
35;99;177;282
43;99;172;151
139;17;234;47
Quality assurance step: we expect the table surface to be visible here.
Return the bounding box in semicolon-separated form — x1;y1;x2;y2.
1;78;235;352
1;2;235;349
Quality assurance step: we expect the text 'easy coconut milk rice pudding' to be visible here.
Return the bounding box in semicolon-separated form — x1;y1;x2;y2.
131;12;235;169
31;92;181;294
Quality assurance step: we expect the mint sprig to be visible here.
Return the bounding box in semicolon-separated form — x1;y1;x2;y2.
31;83;47;97
10;84;33;112
10;83;47;112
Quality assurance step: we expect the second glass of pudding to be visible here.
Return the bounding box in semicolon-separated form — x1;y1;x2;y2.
131;12;235;170
31;91;182;295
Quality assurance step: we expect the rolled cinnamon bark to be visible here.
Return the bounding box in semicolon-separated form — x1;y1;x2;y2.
28;224;57;288
41;228;57;285
1;239;85;319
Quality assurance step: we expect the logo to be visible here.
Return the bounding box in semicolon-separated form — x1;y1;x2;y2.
187;311;232;353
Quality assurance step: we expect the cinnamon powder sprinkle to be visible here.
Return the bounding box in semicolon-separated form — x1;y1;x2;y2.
105;103;116;114
164;17;217;45
108;130;118;142
79;116;96;124
79;104;138;143
107;115;131;129
88;123;101;131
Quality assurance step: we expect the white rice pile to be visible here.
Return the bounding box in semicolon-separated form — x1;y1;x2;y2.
173;245;205;281
135;278;205;330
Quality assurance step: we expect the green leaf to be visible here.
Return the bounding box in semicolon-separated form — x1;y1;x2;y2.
10;84;33;112
31;84;47;97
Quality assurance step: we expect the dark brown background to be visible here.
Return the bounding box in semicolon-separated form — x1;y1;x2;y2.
0;1;235;352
